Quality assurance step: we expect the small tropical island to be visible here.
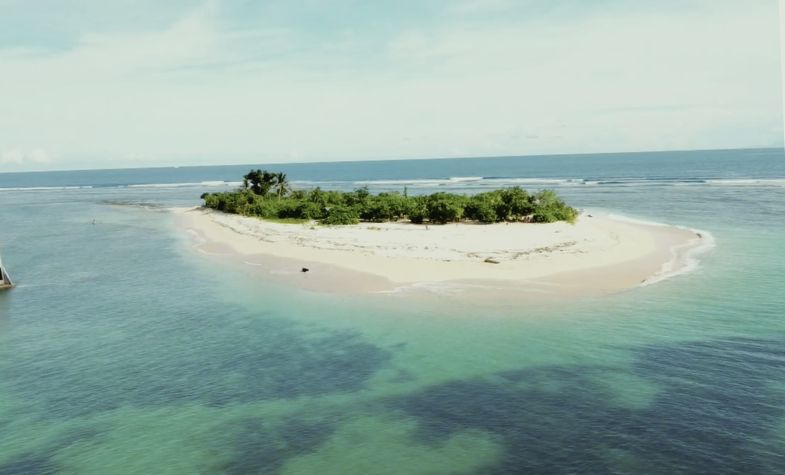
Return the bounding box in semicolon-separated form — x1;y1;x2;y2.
179;169;709;298
201;169;578;225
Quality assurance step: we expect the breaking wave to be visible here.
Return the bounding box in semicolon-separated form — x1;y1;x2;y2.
2;177;784;192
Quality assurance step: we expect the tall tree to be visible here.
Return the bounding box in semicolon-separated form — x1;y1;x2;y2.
243;169;275;196
274;172;290;199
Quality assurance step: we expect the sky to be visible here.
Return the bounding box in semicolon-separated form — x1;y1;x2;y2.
0;0;782;172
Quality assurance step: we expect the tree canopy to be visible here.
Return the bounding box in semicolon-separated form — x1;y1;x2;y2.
202;170;578;225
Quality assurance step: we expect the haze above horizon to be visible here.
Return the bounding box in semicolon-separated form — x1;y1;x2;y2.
0;146;781;176
1;0;782;173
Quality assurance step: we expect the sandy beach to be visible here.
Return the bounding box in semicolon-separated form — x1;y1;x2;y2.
174;207;709;298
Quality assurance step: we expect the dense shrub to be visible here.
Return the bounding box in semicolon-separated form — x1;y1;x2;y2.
531;190;578;223
321;205;360;225
202;191;254;214
426;193;466;224
465;193;500;223
499;187;534;220
361;193;409;222
274;199;304;219
344;187;371;208
249;199;279;219
202;169;579;225
295;201;326;220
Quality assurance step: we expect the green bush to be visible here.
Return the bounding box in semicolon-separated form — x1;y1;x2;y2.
465;193;500;223
295;201;326;220
361;193;408;222
203;170;578;226
203;191;254;214
321;205;360;225
249;200;278;219
499;187;534;220
426;193;465;224
274;199;302;219
531;190;578;223
407;196;428;224
344;187;371;208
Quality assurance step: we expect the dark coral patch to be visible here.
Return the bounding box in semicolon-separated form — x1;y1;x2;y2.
0;455;58;475
208;417;336;475
391;338;785;474
4;320;391;418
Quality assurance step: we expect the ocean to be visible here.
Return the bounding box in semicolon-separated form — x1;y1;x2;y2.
1;148;784;474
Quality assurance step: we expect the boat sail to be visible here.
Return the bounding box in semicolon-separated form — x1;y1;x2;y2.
0;253;14;289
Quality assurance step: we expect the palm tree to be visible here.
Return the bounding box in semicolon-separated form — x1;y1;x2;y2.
243;169;276;196
274;172;290;199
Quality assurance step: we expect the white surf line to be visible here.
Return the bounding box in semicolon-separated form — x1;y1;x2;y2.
602;212;716;287
640;229;716;287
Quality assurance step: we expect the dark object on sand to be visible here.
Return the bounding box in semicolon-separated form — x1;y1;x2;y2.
301;267;310;273
484;258;500;264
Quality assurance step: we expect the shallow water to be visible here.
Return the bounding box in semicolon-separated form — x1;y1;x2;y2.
1;149;785;473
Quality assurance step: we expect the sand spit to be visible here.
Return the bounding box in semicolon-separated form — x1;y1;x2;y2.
174;207;708;298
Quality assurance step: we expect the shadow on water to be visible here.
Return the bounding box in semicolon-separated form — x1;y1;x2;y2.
207;416;337;475
0;200;395;420
389;337;785;474
0;455;57;475
0;426;105;475
1;320;391;418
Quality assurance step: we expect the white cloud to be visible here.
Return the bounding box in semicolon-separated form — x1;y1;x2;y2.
0;149;53;166
780;0;785;149
449;0;515;15
0;0;780;171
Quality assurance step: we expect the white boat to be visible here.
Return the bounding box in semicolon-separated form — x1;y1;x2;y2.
0;253;13;289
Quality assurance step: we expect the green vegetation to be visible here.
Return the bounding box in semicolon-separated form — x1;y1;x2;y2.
201;169;578;225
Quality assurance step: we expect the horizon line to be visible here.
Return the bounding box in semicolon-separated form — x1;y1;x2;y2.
0;145;782;175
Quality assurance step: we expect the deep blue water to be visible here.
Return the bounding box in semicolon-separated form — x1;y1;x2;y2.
2;148;783;190
1;148;785;474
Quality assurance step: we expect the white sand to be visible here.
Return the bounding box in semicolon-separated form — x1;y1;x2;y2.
174;207;707;297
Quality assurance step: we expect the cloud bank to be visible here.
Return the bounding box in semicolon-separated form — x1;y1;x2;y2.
0;0;781;171
0;149;53;166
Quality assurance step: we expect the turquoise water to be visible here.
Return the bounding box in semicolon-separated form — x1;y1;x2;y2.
1;148;785;473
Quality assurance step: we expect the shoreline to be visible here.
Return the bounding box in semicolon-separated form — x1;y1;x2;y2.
173;207;710;298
